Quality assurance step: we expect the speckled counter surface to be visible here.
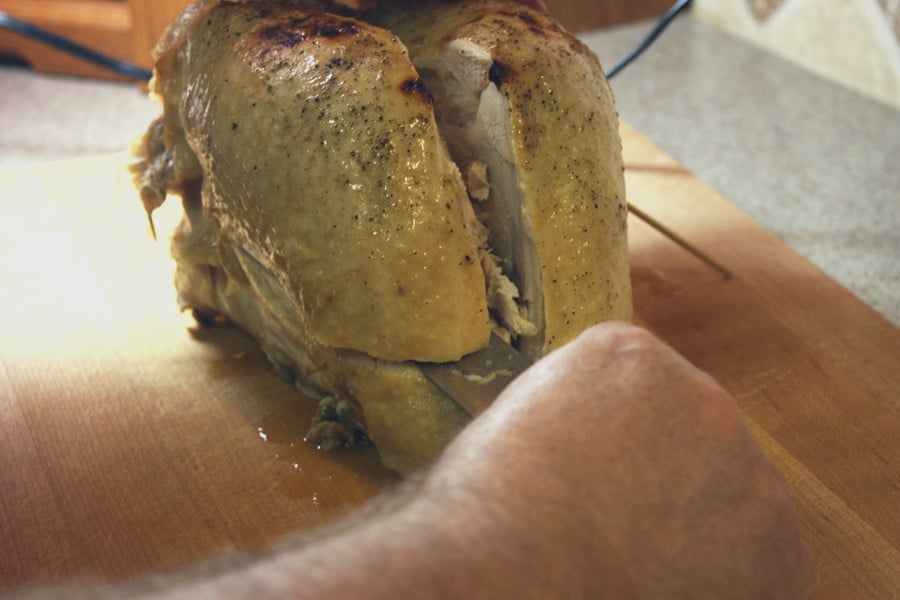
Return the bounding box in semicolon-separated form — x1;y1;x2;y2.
1;14;897;324
581;15;899;325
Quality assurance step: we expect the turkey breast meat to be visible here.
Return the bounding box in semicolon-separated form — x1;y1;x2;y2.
132;0;632;474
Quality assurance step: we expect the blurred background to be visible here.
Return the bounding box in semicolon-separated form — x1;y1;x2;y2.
0;0;676;81
2;0;897;105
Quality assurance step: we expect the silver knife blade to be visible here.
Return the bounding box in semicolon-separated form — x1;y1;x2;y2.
416;333;533;417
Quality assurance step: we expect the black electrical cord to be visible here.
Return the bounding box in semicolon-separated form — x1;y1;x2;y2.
0;0;690;83
605;0;692;79
0;11;153;82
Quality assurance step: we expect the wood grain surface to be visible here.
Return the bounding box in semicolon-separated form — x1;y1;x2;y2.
1;124;898;597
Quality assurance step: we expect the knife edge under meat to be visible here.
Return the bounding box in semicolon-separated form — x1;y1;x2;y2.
416;333;533;417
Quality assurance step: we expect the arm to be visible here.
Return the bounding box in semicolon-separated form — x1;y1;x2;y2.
123;323;815;599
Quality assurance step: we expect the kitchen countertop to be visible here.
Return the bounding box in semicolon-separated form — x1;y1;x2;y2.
1;12;897;323
581;15;899;326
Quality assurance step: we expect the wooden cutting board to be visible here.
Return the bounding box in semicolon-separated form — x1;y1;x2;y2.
1;124;898;597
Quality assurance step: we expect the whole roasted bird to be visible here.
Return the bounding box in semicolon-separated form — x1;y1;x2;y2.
132;0;632;474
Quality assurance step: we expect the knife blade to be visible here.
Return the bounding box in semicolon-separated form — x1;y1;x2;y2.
416;333;533;417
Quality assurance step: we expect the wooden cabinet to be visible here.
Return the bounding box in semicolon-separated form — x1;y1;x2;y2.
0;0;676;80
0;0;190;80
552;0;677;33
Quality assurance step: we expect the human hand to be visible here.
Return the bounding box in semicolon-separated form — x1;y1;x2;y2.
420;322;818;598
34;323;815;599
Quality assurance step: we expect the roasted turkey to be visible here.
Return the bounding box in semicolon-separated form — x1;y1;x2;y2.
132;0;632;474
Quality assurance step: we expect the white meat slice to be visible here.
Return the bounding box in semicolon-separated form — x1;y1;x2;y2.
370;0;633;359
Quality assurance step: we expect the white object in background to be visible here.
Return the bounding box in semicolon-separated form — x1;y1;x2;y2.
694;0;900;110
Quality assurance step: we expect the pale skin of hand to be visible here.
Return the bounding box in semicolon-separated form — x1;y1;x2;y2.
90;322;814;600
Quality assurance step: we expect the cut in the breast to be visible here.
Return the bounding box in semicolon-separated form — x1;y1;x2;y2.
369;0;632;359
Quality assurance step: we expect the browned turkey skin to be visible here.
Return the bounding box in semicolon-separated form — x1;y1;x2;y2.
132;0;631;474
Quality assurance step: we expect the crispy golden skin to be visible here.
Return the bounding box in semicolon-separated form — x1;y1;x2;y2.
369;0;632;358
133;0;631;474
152;0;492;363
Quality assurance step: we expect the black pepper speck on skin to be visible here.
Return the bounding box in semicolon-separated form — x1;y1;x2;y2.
363;0;632;356
160;0;492;363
